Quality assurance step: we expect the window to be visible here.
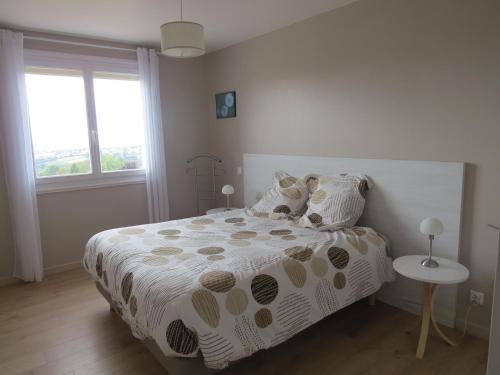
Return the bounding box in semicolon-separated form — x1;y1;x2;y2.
24;51;146;193
93;73;145;172
25;68;92;177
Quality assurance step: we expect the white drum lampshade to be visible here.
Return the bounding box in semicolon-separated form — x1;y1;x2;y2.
419;217;444;268
160;21;205;58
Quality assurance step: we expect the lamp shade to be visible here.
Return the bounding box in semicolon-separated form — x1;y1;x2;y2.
222;185;234;195
160;21;205;58
420;217;444;236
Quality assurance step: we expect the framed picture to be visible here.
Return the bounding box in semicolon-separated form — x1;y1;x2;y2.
215;91;236;119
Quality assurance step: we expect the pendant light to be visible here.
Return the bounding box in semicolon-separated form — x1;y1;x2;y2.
160;0;205;58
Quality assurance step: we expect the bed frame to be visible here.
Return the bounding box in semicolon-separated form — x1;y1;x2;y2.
99;154;465;374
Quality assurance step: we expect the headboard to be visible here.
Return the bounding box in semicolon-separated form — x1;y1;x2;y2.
243;153;465;327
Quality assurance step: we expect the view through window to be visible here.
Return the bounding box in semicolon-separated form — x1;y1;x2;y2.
25;66;146;180
93;72;145;173
25;68;91;177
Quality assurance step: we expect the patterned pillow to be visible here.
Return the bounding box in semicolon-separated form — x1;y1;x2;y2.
249;171;308;217
298;174;372;231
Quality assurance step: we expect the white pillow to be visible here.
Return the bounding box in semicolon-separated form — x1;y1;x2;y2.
298;174;371;231
249;171;308;217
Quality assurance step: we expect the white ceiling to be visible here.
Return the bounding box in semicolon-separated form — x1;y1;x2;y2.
0;0;358;52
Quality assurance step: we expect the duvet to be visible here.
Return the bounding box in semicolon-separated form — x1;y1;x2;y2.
84;209;395;369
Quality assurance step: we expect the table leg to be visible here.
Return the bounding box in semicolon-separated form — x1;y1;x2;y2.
416;282;433;359
430;285;458;347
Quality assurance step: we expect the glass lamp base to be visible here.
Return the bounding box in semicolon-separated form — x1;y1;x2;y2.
421;258;439;268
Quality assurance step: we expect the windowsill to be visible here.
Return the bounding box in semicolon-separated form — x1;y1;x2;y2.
36;171;146;194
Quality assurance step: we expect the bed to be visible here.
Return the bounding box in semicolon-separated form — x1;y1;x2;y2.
84;208;395;370
83;153;465;372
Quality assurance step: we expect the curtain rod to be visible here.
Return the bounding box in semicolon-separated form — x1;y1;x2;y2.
23;35;149;53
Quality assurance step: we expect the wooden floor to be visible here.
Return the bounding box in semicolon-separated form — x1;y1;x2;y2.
0;269;488;375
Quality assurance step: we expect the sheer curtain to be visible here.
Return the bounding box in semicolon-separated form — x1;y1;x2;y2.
0;29;44;281
137;48;170;223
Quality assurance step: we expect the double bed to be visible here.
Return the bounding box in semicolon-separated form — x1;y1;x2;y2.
83;153;465;372
84;208;394;370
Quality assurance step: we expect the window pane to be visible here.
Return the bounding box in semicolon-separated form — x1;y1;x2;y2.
93;73;145;172
25;68;91;178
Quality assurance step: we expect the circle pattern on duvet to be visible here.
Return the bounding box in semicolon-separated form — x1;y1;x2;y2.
281;235;296;241
310;257;328;277
327;247;350;269
142;256;169;266
164;235;180;240
334;272;347;289
225;217;245;223
187;224;205;230
269;229;292;236
198;246;224;255
279;176;297;188
152;247;183;256
234;222;247;227
191;218;214;225
108;234;129;243
306;176;318;193
207;255;225;261
118;227;145;235
311;189;327;204
121;272;133;304
166;319;198;355
231;231;257;239
285;246;313;262
200;271;236;293
129;295;138;317
283;259;307;288
158;229;181;236
308;213;323;224
228;239;251;247
251;274;279;305
225;288;248;315
192;289;220;328
255;308;273;328
273;205;291;214
282;188;302;200
96;253;103;278
103;270;108;287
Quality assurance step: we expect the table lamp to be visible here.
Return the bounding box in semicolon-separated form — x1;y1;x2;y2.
221;184;234;210
420;217;444;268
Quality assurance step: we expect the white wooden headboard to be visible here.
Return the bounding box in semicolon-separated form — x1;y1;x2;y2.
243;153;465;327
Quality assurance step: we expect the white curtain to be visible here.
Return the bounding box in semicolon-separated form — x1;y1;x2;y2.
0;30;44;281
137;48;170;223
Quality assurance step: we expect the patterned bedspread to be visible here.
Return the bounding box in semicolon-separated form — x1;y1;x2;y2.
84;209;395;369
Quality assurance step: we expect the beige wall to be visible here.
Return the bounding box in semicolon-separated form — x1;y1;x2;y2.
206;0;500;336
0;35;207;281
160;57;209;219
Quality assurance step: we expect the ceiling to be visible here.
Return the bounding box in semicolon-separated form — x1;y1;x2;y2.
0;0;358;52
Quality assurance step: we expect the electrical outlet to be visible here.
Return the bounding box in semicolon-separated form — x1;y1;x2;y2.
470;290;484;306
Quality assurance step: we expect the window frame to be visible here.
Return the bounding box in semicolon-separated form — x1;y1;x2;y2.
24;49;146;194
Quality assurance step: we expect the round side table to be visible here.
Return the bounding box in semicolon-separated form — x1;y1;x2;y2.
393;255;469;359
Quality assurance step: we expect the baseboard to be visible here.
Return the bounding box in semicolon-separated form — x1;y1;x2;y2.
44;261;83;275
456;316;491;340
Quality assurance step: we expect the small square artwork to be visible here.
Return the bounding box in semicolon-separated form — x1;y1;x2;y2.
215;91;236;119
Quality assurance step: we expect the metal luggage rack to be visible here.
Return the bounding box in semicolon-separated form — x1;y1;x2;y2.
186;153;225;215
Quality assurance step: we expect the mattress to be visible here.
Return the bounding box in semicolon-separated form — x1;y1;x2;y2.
83;209;395;369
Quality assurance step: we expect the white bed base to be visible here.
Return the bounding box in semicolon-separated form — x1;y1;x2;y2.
243;153;465;328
